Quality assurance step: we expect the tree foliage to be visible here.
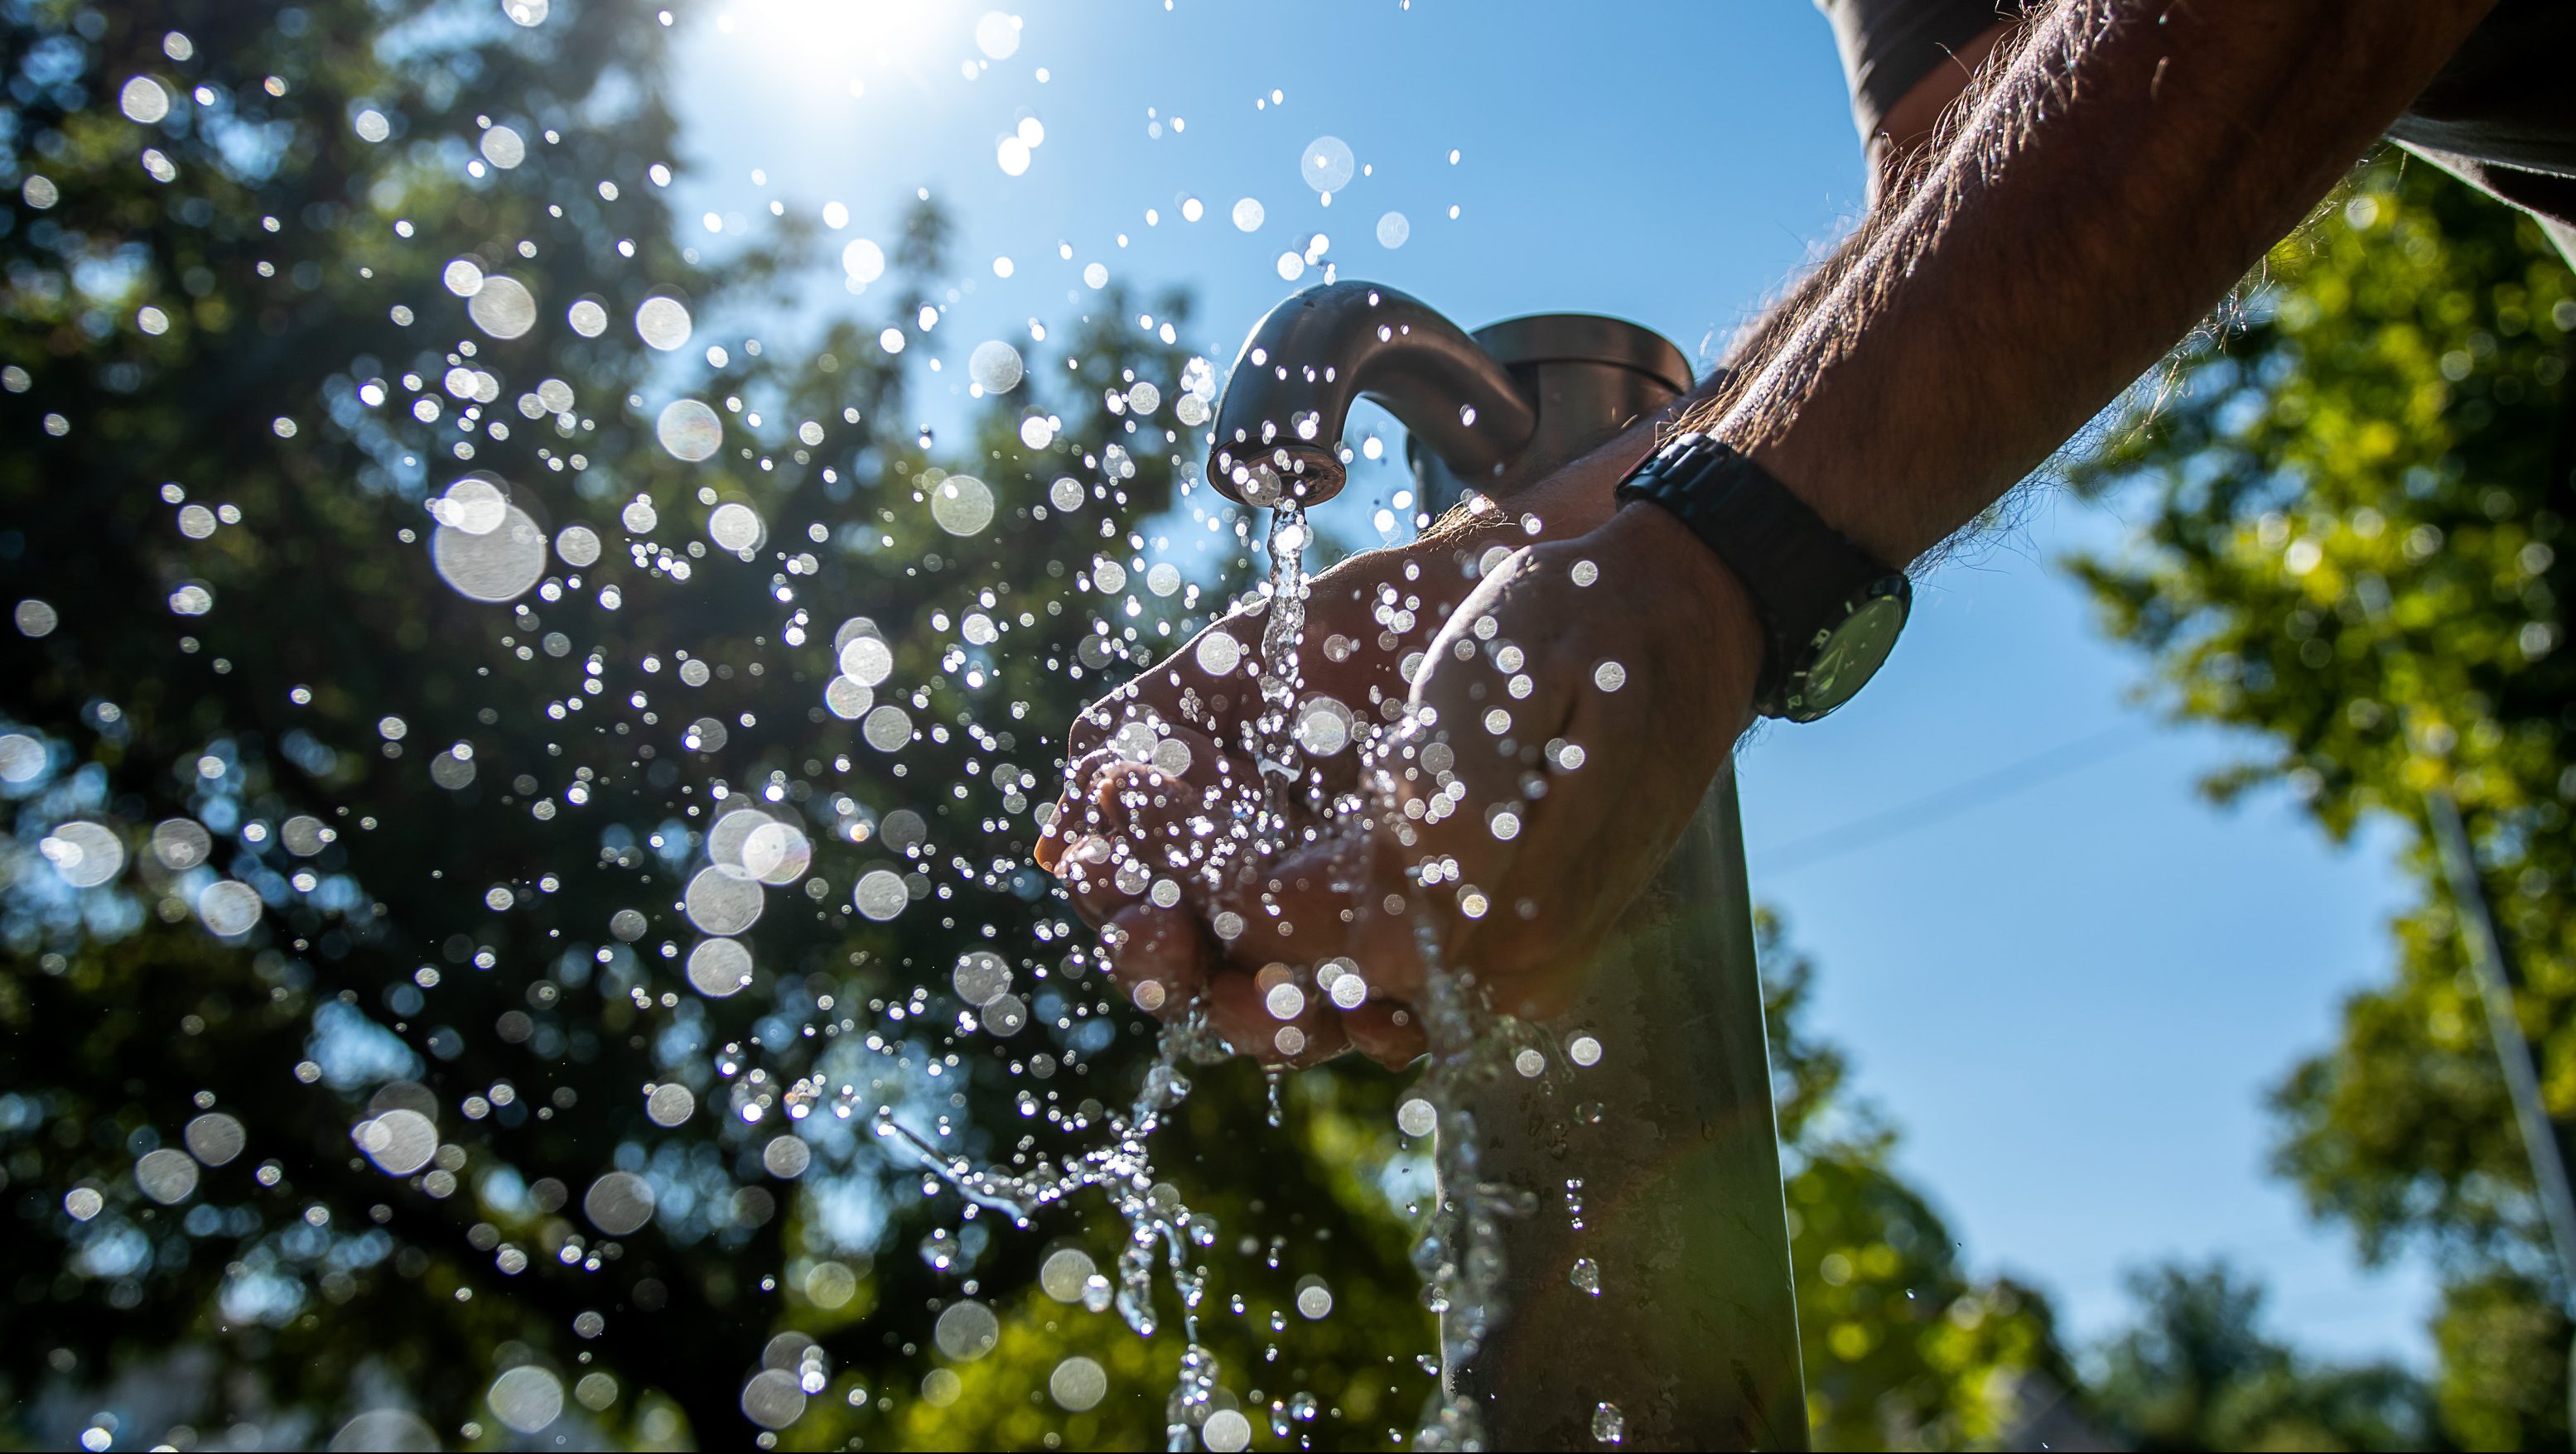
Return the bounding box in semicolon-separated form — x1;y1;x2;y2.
2067;151;2576;1447
2086;1261;2439;1452
0;0;1454;1446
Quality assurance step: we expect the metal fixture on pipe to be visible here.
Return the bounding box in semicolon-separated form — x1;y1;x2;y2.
1208;282;1808;1450
1207;282;1539;508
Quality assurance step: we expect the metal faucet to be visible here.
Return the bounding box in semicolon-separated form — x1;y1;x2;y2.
1208;282;1810;1450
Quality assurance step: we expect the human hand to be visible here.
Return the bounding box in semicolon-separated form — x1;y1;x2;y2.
1038;437;1762;1065
1035;517;1483;1067
1210;500;1763;1030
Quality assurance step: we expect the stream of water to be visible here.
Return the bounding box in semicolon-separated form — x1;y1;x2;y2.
888;500;1541;1452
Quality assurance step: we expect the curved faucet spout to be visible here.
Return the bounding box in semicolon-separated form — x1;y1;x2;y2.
1206;282;1540;507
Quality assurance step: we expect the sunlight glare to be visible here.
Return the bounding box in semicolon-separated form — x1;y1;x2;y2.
713;0;962;90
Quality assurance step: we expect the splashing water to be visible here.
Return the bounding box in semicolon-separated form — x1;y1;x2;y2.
880;1006;1231;1450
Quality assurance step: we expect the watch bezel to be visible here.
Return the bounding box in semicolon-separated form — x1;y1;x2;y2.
1775;574;1912;723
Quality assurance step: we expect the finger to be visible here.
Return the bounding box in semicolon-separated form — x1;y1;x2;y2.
1036;747;1135;872
1102;903;1209;1017
1202;965;1351;1069
1339;999;1429;1070
1208;831;1431;1008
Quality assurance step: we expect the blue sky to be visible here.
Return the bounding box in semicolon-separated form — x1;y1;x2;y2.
664;0;2435;1361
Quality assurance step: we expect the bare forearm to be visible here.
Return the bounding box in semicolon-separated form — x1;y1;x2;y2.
1688;0;2493;566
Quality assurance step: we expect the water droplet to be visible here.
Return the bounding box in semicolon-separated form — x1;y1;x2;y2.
119;76;171;125
583;1171;655;1235
1593;660;1628;692
844;238;886;282
953;949;1013;1006
1570;1256;1601;1294
478;124;526;169
707;501;764;551
135;1147;198;1204
645;1083;695;1127
634;295;692;350
489;1367;564;1434
555;524;601;567
1300;136;1355;193
178;1115;243;1170
762;1134;812;1178
686;936;753;997
0;734;46;784
656;399;723;461
862;704;914;753
42;821;124;888
1397;1098;1436;1139
353;1109;437;1176
930;475;996;536
1231;197;1266;232
1204;1408;1253;1453
1049;1355;1107;1411
1194;633;1243;676
853;869;909;921
740;1369;806;1429
1040;1248;1097;1302
968;340;1025;393
683;867;763;935
975;10;1022;58
1377;210;1411;248
1592;1400;1625;1443
933;1299;1001;1360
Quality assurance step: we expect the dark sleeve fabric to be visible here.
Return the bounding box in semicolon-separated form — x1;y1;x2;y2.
1811;0;2028;141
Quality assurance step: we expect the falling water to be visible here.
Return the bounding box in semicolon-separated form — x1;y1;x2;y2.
880;1005;1230;1451
1250;499;1312;849
886;488;1552;1452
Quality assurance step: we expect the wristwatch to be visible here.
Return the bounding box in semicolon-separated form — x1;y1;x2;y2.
1614;432;1910;723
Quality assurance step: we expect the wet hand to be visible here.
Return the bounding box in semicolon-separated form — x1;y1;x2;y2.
1035;527;1483;1066
1222;501;1763;1025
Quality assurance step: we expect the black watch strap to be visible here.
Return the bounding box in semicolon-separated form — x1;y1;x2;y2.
1614;432;1910;720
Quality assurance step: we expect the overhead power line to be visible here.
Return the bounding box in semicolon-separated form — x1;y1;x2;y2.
1758;723;2149;874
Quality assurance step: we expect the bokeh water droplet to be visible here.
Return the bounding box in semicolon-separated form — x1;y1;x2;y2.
487;1366;563;1434
1299;136;1354;193
657;399;723;461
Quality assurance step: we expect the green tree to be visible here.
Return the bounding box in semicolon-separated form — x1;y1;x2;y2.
2067;151;2576;1447
2087;1261;2439;1452
0;0;1450;1447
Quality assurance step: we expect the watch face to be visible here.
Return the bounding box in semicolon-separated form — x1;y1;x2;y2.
1792;595;1906;720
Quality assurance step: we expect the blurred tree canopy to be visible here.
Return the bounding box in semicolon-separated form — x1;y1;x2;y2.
2067;152;2576;1447
0;0;1459;1446
2085;1261;2438;1452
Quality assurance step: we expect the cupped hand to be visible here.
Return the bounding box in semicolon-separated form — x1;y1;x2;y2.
1038;436;1763;1066
1035;517;1483;1066
1218;501;1763;1026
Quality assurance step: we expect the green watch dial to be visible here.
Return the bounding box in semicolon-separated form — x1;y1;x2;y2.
1782;592;1906;722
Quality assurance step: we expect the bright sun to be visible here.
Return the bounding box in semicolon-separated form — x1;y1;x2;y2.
715;0;967;86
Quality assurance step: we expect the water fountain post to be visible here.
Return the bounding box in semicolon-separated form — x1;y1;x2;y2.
1208;284;1809;1452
